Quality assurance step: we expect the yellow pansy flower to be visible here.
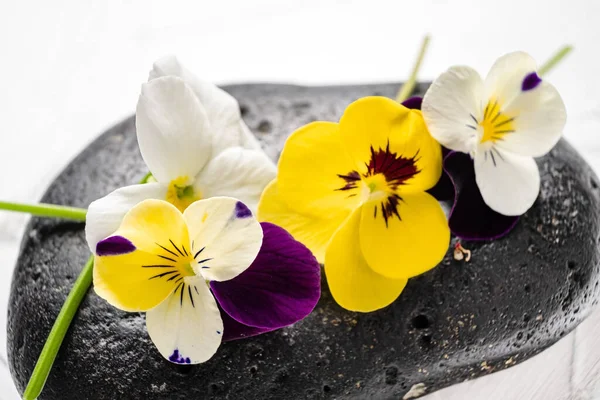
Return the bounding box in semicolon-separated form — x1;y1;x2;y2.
258;96;450;312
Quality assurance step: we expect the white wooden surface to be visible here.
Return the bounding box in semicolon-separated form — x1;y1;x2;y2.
1;1;600;399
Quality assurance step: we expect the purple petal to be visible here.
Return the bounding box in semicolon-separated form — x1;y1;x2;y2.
427;146;454;202
522;72;542;91
210;222;320;331
444;152;519;240
96;235;136;256
219;307;276;342
401;96;422;110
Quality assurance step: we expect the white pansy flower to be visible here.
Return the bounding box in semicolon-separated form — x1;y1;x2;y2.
422;51;566;216
86;58;276;249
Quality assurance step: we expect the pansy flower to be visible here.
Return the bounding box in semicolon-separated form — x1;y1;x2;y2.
85;58;276;248
422;51;567;222
93;197;320;363
258;97;450;312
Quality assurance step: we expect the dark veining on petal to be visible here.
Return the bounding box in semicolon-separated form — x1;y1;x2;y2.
156;242;179;258
522;72;542;91
169;239;185;257
96;236;135;256
235;201;252;218
337;141;421;226
188;285;195;308
336;171;361;191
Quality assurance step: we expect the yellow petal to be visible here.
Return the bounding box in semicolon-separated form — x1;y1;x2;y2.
278;121;360;217
324;207;407;312
359;192;449;279
258;180;349;263
93;199;194;312
339;96;442;193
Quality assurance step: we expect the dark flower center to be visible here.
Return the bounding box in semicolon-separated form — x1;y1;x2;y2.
337;142;420;225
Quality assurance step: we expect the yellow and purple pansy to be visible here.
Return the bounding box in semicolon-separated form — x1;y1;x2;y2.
92;197;320;364
422;51;566;239
258;96;450;312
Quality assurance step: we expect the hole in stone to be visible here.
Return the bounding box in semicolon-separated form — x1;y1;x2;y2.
568;261;577;270
176;364;193;375
208;382;225;395
323;384;331;393
523;313;531;322
385;365;399;385
249;365;258;374
257;120;273;133
411;314;430;330
591;178;598;189
420;333;433;348
239;104;249;116
524;284;531;293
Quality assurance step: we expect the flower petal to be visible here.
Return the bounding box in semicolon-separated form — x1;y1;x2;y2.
150;56;262;154
183;197;263;282
484;51;538;106
93;199;190;312
277;121;360;216
211;222;320;331
85;183;168;252
136;76;212;183
482;52;567;157
474;146;540;216
422;66;484;153
359;192;449;279
146;276;223;364
219;307;274;342
194;147;276;213
339;97;442;193
445;152;519;240
257;180;349;263
324;207;407;312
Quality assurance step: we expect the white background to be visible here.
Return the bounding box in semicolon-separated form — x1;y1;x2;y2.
1;1;600;399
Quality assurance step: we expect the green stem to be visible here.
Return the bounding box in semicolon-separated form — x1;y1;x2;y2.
22;256;94;400
538;45;573;76
23;172;151;399
0;201;86;221
395;34;431;103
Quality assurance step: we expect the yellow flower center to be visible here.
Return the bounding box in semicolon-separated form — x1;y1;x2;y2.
165;176;201;212
362;173;390;202
479;98;516;144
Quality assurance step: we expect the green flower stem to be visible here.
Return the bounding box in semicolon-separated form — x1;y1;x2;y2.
0;201;87;221
539;45;573;76
22;256;94;400
23;173;152;399
395;34;431;103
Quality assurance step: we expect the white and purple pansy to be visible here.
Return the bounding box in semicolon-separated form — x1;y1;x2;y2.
91;197;320;364
85;57;276;250
422;51;567;226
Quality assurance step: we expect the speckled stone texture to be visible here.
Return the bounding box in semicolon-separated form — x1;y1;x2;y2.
7;83;600;400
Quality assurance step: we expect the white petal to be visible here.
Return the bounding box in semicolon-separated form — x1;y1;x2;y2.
136;76;212;183
422;66;484;153
146;276;223;364
150;56;262;155
183;197;263;282
85;183;168;252
484;51;538;106
194;147;276;213
494;78;566;157
474;146;540;216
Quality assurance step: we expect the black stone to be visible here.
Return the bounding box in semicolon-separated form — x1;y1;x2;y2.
7;83;600;399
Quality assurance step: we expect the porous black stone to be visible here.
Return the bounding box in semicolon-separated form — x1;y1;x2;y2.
8;83;600;399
